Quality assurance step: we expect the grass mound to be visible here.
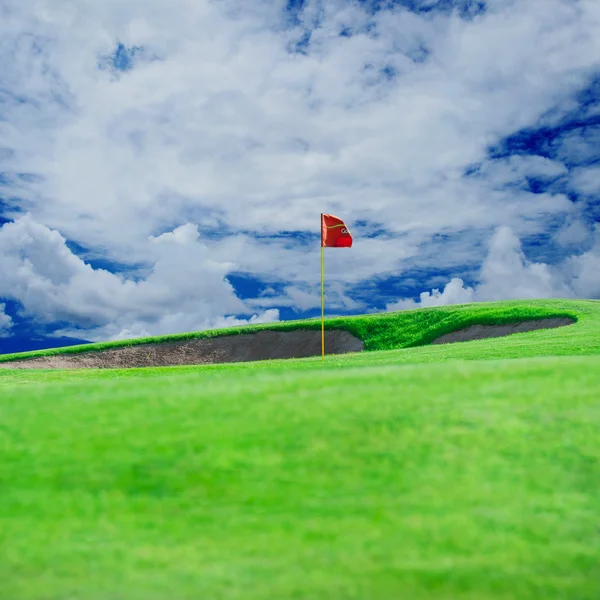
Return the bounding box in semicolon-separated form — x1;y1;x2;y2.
0;298;595;364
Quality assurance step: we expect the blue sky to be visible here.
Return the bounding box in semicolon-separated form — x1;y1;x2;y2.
1;0;599;353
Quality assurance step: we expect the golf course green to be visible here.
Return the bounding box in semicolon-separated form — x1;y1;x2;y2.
1;299;599;599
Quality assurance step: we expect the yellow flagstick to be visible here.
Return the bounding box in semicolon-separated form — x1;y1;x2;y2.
321;215;325;363
321;245;325;362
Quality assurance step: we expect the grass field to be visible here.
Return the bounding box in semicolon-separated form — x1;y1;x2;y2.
1;299;599;599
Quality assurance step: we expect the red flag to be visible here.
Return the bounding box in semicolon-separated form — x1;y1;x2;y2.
321;213;352;248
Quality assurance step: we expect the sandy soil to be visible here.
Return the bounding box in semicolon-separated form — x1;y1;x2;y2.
430;317;575;345
0;329;365;370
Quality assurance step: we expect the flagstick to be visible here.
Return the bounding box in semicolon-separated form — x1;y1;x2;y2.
321;221;325;363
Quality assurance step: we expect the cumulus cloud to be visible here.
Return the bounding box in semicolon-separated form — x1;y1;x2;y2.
0;304;13;338
475;227;567;300
562;225;600;299
387;277;477;311
0;0;599;338
387;225;599;311
0;216;278;341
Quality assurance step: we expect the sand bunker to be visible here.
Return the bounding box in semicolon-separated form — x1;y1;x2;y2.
0;329;365;370
431;317;575;345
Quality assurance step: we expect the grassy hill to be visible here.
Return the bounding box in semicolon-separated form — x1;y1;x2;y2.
1;299;599;599
1;298;598;365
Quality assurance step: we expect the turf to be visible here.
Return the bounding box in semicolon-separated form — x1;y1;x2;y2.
1;299;600;599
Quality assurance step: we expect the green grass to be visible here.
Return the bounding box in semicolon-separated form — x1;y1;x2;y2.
0;298;595;363
1;300;599;388
1;299;600;599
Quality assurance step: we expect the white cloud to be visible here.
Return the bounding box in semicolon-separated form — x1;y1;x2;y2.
475;227;568;300
556;127;600;165
556;219;592;247
0;216;278;341
570;166;600;197
476;155;568;189
387;225;600;311
387;277;476;311
0;304;13;338
561;225;600;299
0;0;599;336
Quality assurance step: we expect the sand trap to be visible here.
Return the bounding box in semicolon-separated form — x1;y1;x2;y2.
0;329;365;370
431;317;575;345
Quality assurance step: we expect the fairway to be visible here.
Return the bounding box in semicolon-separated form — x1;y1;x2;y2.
1;300;600;599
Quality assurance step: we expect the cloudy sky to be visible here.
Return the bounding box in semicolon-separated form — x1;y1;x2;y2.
1;0;599;353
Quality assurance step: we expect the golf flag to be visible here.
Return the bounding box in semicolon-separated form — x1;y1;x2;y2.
321;213;353;248
321;213;352;362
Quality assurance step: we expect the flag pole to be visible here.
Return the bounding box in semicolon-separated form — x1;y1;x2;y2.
321;214;325;362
